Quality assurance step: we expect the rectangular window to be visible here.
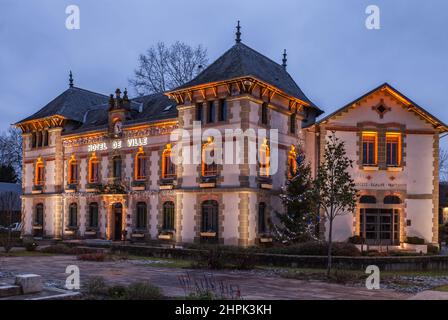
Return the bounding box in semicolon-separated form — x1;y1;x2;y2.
207;101;215;123
218;99;227;121
362;132;377;166
196;103;203;122
261;103;268;125
386;133;401;166
290;114;296;134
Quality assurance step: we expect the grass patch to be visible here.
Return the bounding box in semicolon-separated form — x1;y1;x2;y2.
432;285;448;292
127;255;192;268
0;250;56;257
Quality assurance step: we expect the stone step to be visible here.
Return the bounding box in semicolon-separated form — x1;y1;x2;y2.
0;285;21;298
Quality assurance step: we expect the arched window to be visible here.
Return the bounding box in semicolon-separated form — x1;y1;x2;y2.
288;145;297;179
68;155;78;184
88;153;100;183
259;139;270;177
68;203;78;227
135;147;146;181
258;202;267;234
384;195;401;204
136;202;147;229
162;201;175;230
88;203;99;228
35;203;44;226
359;195;377;204
112;156;122;179
201;200;218;233
202;138;218;177
162;144;176;179
35;158;44;186
261;103;268;125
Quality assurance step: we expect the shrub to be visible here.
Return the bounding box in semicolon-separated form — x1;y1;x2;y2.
427;244;439;255
263;241;361;256
85;276;107;295
108;285;127;300
405;236;425;245
125;282;163;300
24;241;38;252
77;252;107;262
231;252;258;270
203;247;226;269
327;269;360;284
348;235;364;244
40;244;98;255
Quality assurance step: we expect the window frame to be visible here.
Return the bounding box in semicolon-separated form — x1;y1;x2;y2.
88;153;100;184
134;147;146;181
162;144;176;179
361;132;378;166
162;201;175;231
386;132;401;167
68;203;78;228
136;202;147;230
88;202;99;228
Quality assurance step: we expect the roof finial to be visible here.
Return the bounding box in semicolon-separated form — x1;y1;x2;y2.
235;21;241;43
69;70;74;88
282;49;287;69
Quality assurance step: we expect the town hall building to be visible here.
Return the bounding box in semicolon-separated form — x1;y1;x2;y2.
15;24;447;248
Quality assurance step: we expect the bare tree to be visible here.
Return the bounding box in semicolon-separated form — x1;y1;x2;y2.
314;133;358;276
0;127;22;183
130;41;208;95
0;191;21;253
440;148;448;182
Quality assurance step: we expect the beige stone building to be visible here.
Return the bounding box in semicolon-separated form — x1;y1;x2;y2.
15;29;447;247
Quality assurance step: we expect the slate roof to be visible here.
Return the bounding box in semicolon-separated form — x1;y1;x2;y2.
173;42;321;113
16;87;109;124
60;93;177;135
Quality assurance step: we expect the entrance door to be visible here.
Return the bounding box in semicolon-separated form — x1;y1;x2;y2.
360;208;399;245
113;203;123;241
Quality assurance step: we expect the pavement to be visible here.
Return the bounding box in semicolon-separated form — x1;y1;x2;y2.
0;255;412;300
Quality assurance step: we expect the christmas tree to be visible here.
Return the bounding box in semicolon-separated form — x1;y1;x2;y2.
273;146;318;243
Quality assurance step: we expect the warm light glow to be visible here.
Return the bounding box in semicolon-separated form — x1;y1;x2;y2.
134;146;146;181
259;139;270;177
288;145;297;179
386;132;402;166
68;155;78;184
362;132;378;165
202;139;217;177
35;157;44;186
162;144;176;179
88;153;99;183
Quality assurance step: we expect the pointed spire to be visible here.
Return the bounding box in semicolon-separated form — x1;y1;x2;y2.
282;49;287;69
235;21;241;43
69;70;74;88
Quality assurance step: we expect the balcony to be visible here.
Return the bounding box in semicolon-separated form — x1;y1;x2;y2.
131;180;146;191
65;183;78;193
32;185;43;194
160;177;177;190
257;176;272;189
86;182;102;193
199;175;217;188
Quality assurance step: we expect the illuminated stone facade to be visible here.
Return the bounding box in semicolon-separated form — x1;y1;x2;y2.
16;41;447;247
